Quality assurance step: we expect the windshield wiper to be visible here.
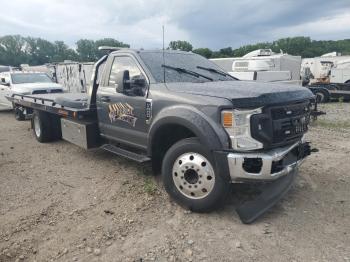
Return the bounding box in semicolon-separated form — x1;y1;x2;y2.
161;64;213;81
196;66;238;80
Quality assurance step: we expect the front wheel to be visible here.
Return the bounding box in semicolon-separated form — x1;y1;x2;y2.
162;138;229;212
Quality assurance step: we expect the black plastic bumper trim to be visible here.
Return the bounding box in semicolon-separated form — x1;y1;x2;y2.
236;168;298;224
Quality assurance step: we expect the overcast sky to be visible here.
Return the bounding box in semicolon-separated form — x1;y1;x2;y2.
0;0;349;50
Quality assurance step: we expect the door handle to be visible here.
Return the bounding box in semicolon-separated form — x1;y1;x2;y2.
100;96;111;102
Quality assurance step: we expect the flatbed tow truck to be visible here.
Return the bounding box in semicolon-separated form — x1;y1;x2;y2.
7;47;317;223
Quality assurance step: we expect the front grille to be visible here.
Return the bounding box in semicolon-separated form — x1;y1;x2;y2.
271;103;309;120
51;89;63;93
32;90;47;94
31;89;63;95
251;101;311;148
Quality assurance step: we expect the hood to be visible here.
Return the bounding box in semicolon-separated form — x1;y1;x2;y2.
166;80;314;108
11;82;63;94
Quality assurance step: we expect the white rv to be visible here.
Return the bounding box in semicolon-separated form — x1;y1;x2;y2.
301;52;350;84
211;49;302;85
301;53;350;102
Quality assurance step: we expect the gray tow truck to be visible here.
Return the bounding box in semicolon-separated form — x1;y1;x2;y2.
7;47;316;223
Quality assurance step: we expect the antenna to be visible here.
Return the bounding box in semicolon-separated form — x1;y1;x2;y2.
162;25;166;83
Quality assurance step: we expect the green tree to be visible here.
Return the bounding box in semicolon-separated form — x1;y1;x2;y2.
95;38;130;58
272;37;312;56
218;47;234;57
0;35;28;66
169;40;193;51
25;37;56;65
193;48;213;58
52;41;78;62
76;39;96;62
76;38;130;61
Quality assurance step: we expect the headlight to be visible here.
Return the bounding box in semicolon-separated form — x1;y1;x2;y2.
221;108;263;151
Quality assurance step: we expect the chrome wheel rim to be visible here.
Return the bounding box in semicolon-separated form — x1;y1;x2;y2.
172;152;215;199
33;115;41;137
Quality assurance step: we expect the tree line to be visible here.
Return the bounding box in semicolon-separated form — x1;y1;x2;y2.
1;35;350;66
171;37;350;58
0;35;129;66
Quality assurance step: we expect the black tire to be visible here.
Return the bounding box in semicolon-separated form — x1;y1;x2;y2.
162;138;229;212
14;106;25;121
50;114;62;140
315;89;329;103
32;110;54;143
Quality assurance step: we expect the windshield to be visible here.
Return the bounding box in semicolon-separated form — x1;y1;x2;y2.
139;51;235;83
11;73;53;84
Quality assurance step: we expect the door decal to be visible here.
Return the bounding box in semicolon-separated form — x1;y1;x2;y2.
108;102;137;127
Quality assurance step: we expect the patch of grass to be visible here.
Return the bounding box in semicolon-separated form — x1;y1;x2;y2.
314;119;350;129
143;177;157;195
338;97;344;103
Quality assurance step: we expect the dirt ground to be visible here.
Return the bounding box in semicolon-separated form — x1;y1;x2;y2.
0;103;349;262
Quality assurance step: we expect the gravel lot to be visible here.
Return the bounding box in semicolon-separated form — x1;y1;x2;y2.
0;103;349;262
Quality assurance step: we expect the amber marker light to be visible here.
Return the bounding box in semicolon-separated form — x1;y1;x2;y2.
222;111;233;128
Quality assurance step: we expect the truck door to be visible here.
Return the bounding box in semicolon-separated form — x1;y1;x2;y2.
96;55;150;149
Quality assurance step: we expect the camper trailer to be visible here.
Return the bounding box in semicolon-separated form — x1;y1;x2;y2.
301;53;350;102
211;49;302;85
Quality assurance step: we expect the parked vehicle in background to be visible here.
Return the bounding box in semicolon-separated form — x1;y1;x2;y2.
211;49;302;85
301;52;350;102
0;72;63;119
21;61;95;94
7;48;316;223
0;65;11;73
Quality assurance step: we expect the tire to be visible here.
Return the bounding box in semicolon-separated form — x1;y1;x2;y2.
32;110;54;143
14;106;25;121
315;89;329;103
162;138;229;212
50;114;62;140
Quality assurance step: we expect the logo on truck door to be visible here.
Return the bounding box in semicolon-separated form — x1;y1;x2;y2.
108;102;137;127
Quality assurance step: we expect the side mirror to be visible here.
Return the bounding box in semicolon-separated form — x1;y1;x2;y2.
115;70;130;93
131;77;146;87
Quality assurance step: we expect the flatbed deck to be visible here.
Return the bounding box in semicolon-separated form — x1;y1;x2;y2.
7;92;94;119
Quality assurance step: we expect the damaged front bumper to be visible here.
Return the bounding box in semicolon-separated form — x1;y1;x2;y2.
227;141;310;182
220;141;313;224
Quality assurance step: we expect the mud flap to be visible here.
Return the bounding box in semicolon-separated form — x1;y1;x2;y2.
236;168;298;224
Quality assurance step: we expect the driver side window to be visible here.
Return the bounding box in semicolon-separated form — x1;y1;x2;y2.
109;56;144;86
108;56;147;96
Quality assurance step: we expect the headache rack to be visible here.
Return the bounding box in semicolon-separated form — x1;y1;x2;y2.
7;93;95;120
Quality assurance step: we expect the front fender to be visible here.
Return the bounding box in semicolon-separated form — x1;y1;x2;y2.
148;105;229;155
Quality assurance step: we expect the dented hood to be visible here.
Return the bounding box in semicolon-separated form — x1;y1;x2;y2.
166;80;314;108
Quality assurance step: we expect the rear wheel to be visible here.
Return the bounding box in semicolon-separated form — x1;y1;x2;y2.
162;138;229;212
32;110;54;142
315;89;329;103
